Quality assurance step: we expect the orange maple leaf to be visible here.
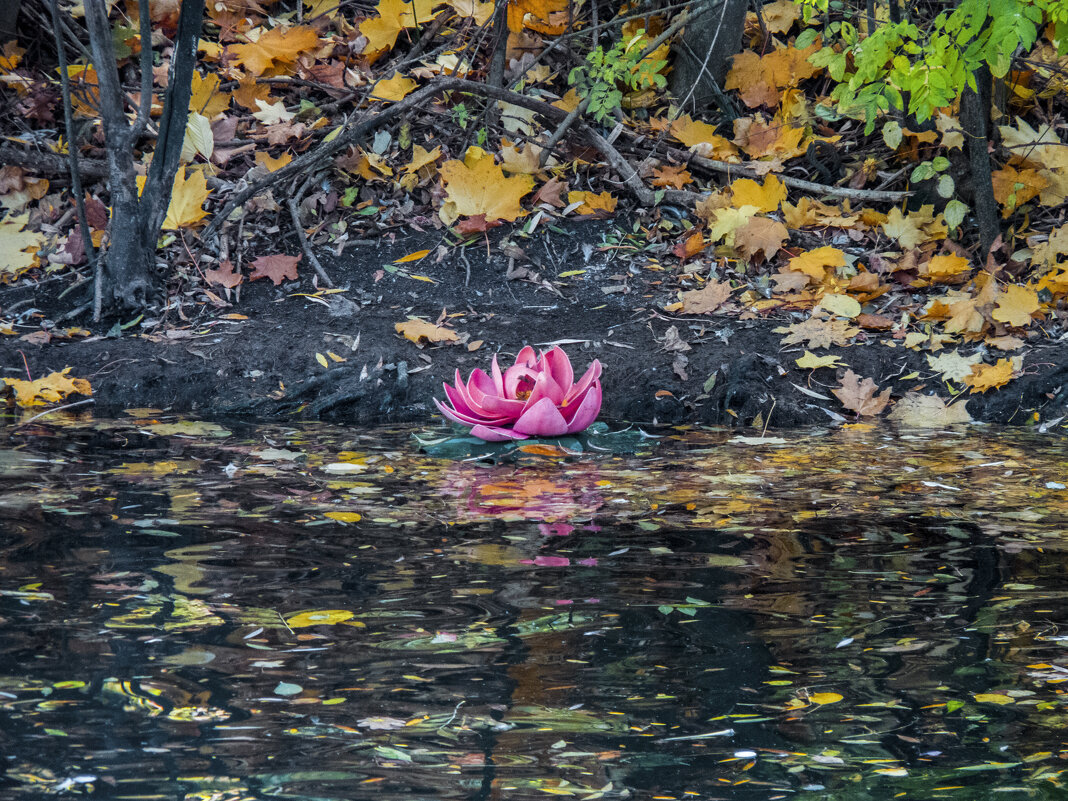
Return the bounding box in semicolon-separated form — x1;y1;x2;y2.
229;26;321;76
832;370;891;416
963;358;1016;393
249;254;301;285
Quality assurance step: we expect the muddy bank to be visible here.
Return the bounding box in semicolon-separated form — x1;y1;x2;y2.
2;223;1067;429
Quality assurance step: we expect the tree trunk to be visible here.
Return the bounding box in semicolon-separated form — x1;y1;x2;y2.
0;1;20;40
669;0;748;113
81;0;204;315
959;64;999;259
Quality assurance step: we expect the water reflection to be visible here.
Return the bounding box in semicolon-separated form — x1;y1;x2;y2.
0;416;1065;799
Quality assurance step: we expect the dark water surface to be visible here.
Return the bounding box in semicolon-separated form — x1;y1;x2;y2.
1;414;1066;800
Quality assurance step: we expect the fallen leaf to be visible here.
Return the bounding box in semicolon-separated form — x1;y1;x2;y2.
2;367;92;407
926;349;983;382
673;230;706;260
888;393;972;426
991;285;1040;327
439;146;533;225
729;174;786;213
963;358;1016;393
249;253;300;285
832;369;891;416
228;25;321;76
370;72;417;102
818;293;862;319
204;260;243;288
160;168;212;229
795;351;843;369
775;316;859;348
651;164;693;189
679;280;731;313
0;211;42;279
395;318;459;345
809;692;843;705
786;246;847;281
568;190;617;215
733;216;788;262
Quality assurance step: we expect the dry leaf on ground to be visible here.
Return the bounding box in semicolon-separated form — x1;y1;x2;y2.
964;358;1016;393
775;316;859;348
888;393;972;426
679;280;731;314
833;369;891;416
2;367;92;407
439;146;533;225
249;254;300;285
395;318;459;345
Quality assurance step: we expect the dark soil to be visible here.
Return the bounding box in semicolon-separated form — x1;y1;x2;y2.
2;219;1067;429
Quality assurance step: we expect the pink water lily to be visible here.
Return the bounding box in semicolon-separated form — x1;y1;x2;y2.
434;345;602;441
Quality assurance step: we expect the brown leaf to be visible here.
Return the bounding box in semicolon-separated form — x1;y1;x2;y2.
455;214;502;235
733;216;788;262
395;318;459;345
249;254;300;285
532;176;567;208
832;369;891;416
679;280;731;314
205;260;243;289
774;316;859;348
672;231;706;261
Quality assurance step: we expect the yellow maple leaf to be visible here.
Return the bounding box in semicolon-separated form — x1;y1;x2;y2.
568;190;617;215
507;0;571;34
729;174;786;213
733;115;808;160
0;211;42;281
439;147;533;225
992;165;1048;216
881;205;946;249
361;0;441;60
786;246;847;281
189;72;228;117
229;25;321;76
725;42;821;109
254;151;293;172
2;367;92;407
445;0;494;24
964;358;1016;393
162;168;212;229
370;72;417;102
759;0;801;33
992;284;1041;327
670;115;740;161
925;253;971;283
795;350;843;369
395;318;459;345
707;205;758;245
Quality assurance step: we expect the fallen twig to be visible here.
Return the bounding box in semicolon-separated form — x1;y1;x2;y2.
286;170;334;288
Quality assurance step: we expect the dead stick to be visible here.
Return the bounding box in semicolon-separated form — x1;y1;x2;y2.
286;172;334;288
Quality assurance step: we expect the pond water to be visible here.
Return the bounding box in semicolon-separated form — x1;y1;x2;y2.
1;414;1066;800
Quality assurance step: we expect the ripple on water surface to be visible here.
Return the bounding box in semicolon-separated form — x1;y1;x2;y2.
0;416;1066;800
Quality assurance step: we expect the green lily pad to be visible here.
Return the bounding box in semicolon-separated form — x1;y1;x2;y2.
413;422;657;461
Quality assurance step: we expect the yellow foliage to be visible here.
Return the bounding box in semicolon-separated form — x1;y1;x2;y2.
439;147;533;225
2;367;92;407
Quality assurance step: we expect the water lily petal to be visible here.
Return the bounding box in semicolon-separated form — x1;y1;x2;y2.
562;382;602;433
434;397;510;427
443;380;477;417
504;364;540;399
526;368;565;407
467;369;526;418
543;346;574;392
515;345;537;367
563;360;602;405
490;354;505;396
469;424;529;441
512;396;569;436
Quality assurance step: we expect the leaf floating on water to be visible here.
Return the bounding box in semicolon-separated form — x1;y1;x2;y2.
274;681;302;696
973;693;1014;705
287;609;354;627
810;692;844;705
